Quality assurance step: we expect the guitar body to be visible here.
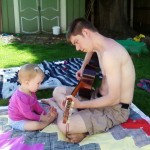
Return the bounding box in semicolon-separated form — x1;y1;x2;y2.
79;52;99;99
78;64;97;99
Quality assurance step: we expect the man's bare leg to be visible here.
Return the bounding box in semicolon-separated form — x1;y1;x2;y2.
66;114;88;143
67;133;87;143
53;86;68;111
52;86;88;143
57;112;88;143
41;98;55;105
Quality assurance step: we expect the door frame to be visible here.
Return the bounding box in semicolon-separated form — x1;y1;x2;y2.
0;0;2;32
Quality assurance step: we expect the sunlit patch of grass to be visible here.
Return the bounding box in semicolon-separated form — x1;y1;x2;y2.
0;41;150;116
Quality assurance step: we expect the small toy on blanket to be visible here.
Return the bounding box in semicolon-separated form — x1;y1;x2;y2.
1;58;101;99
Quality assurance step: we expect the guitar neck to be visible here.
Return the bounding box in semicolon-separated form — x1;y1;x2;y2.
71;80;85;96
63;80;87;124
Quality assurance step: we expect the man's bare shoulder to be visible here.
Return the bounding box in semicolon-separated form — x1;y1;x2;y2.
107;39;130;61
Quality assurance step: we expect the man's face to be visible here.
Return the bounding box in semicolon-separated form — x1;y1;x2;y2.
70;29;93;53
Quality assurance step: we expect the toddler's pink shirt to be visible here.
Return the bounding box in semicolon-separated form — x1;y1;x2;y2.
8;90;45;121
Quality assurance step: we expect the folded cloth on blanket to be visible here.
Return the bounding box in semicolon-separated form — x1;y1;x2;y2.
0;58;102;99
137;79;150;93
0;103;150;150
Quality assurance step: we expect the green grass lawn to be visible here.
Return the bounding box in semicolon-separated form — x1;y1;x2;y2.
0;41;150;117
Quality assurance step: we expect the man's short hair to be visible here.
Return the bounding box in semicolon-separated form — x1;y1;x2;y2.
66;18;97;42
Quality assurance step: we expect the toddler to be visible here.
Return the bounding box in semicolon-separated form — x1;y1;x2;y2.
8;64;57;131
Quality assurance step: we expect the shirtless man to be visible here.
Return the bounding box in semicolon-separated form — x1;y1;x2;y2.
52;18;135;143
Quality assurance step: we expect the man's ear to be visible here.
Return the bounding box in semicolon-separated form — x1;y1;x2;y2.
82;28;90;37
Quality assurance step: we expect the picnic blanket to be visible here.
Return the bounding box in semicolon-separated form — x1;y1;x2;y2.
0;102;150;150
0;58;98;99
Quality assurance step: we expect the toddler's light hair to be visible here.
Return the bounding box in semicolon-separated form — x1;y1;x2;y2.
18;64;44;84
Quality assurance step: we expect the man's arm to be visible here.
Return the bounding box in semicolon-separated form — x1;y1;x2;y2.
76;52;94;80
81;52;94;70
99;75;108;96
72;52;122;108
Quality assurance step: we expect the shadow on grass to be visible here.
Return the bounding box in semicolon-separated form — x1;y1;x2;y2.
0;41;85;68
0;41;150;116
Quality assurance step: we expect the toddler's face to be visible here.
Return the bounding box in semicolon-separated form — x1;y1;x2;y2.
28;74;43;92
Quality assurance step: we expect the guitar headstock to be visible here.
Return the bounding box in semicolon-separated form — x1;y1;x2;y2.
63;80;86;124
63;98;73;124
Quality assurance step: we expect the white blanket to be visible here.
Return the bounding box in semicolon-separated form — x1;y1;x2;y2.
0;58;83;99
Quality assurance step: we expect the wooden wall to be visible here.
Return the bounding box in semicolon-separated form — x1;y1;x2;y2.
66;0;85;28
0;0;2;32
1;0;15;33
1;0;85;34
133;0;150;34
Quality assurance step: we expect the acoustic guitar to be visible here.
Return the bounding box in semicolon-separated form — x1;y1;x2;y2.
79;52;99;99
63;52;99;124
63;80;89;124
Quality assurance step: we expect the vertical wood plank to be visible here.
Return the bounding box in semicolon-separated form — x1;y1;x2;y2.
1;0;9;32
73;0;80;19
66;0;85;28
66;0;74;27
0;0;2;32
1;0;15;33
80;0;85;17
7;0;15;33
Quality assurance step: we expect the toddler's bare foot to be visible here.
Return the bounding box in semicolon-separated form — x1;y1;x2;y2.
47;107;58;123
41;98;55;105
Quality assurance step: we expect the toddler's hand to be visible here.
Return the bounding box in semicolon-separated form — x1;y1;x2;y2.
48;106;57;117
40;112;49;122
46;106;58;123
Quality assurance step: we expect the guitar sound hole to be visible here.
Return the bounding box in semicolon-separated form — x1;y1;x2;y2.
79;88;92;100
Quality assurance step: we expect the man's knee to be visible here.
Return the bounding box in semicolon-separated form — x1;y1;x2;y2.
57;120;67;134
53;86;65;97
53;86;62;97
